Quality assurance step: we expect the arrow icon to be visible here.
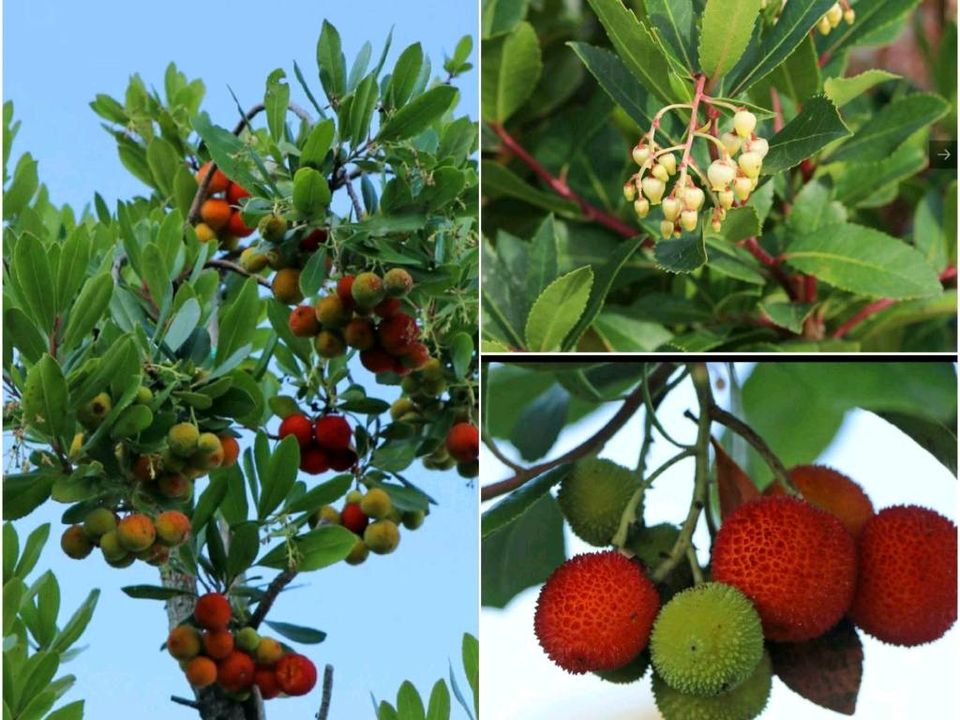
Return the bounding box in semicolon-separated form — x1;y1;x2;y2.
939;148;951;161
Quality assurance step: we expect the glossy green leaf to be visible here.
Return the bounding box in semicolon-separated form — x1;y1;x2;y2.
22;355;69;442
50;589;99;654
216;279;260;364
388;43;424;109
818;0;922;58
654;234;707;273
121;585;193;600
4;307;47;363
146;137;180;197
14;233;56;334
4;152;38;218
568;42;656;134
192;470;231;535
699;0;762;81
2;472;57;521
875;411;957;476
258;525;357;571
285;474;352;514
828;94;949;163
760;301;816;333
300;119;335;168
292;167;332;218
426;680;451;720
317;20;347;101
762;95;850;174
482;0;530;37
227;522;261;581
482;464;571;538
61;273;113;351
481;22;542;124
823;69;900;107
265;69;290;143
397;681;426;720
258;436;300;519
263;620;327;644
378;86;457;142
480;161;579;217
645;0;697;71
524;266;594;351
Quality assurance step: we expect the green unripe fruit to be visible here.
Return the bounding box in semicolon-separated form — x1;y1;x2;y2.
160;448;186;473
61;525;94;559
651;583;764;696
557;457;636;547
79;392;113;427
168;423;200;457
236;627;261;653
135;386;153;404
351;272;386;308
345;539;369;565
390;398;418;422
628;523;692;603
196;432;222;455
315;295;352;328
314;330;346;358
418;377;447;397
310;505;341;528
363;520;400;555
106;552;136;568
346;490;364;505
419;357;443;381
360;488;393;520
83;508;118;539
383;268;413;297
402;510;425;530
400;375;421;395
99;530;128;562
593;651;650;685
258;214;288;243
653;651;772;720
240;247;270;273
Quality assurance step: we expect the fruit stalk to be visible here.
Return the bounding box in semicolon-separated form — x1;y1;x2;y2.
706;404;798;494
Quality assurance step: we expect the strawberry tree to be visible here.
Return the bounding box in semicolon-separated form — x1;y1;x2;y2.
3;21;478;719
480;0;956;351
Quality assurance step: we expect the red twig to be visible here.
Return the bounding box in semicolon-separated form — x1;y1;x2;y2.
740;237;798;300
678;75;708;177
770;88;785;133
804;275;817;303
490;123;646;243
940;265;957;284
832;299;896;338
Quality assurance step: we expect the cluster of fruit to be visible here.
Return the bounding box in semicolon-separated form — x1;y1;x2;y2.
168;592;317;699
817;2;855;34
194;162;254;247
536;461;957;719
60;508;191;568
311;487;425;565
625;109;766;237
278;412;358;475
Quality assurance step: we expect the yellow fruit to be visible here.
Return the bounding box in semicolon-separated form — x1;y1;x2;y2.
345;539;369;565
239;247;269;273
272;268;304;305
195;223;217;243
314;330;346;358
168;423;200;457
363;520;400;555
360;488;393;520
117;514;157;553
61;525;94;559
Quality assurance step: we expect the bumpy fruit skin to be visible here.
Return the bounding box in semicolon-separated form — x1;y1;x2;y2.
254;666;281;699
289;305;321;337
360;488;393;519
220;436;240;468
226;210;254;238
712;496;856;642
275;654;318;696
61;526;94;559
315;295;352;328
351;272;386;308
314;415;351;451
850;505;957;646
196;162;229;193
534;551;660;673
258;214;288;243
345;538;369;565
156;511;191;546
195;592;232;631
197;432;222;455
279;414;314;447
139;543;170;566
378;312;419;354
168;422;200;457
236;627;261;653
272;268;304;305
300;227;327;251
383;268;413;297
558;458;636;547
445;422;479;463
344;318;376;350
186;656;218;688
203;629;236;660
653;651;772;720
341;503;369;535
651;583;763;696
400;342;430;370
167;625;202;660
310;505;341;527
83;507;118;539
117;514;157;552
200;198;231;231
218;650;255;692
360;348;395;374
364;520;400;554
299;445;330;474
765;465;874;538
255;637;284;666
594;652;649;685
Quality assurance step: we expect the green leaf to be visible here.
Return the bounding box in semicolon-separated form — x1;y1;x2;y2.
426;680;451;720
346;73;378;148
121;585;193;600
3;152;38;218
258;436;300;519
654;234;707;273
191;113;260;193
591;313;673;351
55;228;91;317
50;589;99;654
760;301;816;333
263;620;327;644
192;470;231;535
300;119;335;168
449;332;474;380
14;233;56;334
765;35;821;107
285;474;352;514
13;523;48;581
567;42;656;135
509;384;569;461
587;0;684;104
378;86;458;142
110;404;153;438
44;701;84;720
163;298;201;352
317;21;347;101
227;522;261;581
482;465;571;538
823;69;900;107
2;472;56;521
5;307;47;364
482;0;530;37
397;681;426;720
762;95;850;174
524;267;594;351
480;161;579;216
818;0;922;59
259;525;358;571
140;243;171;316
784;223;943;300
785;179;847;234
481;22;542;124
292;167;332;218
299;246;329;298
388;43;424;109
61;273;113;351
706;206;762;243
216;279;260;364
482;493;565;608
265;69;290;143
462;633;479;719
22;355;69;442
828;94;949;163
875;411;957;476
698;0;762;81
645;0;697;72
145;137;180;197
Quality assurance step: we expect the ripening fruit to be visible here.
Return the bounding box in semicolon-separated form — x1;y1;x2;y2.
594;652;649;685
185;656;218;688
272;268;304;305
255;637;284;666
196;432;222;456
850;505;957;646
375;298;402;319
557;457;636;547
258;214;288;243
61;525;94;559
196;162;229;193
764;465;874;539
218;650;255;692
98;530;128;563
315;295;352;328
445;422;479;463
346;490;364;504
352;272;386;308
195;222;217;243
239;247;269;273
289;305;321;337
226;181;250;206
203;629;236;660
315;415;351;451
364;519;400;554
344;318;376;350
79;392;112;427
314;330;346;358
155;511;191;546
300;227;327;251
83;507;118;539
219;435;240;468
360;348;396;374
535;551;660;673
254;666;281;700
652;651;772;720
329;448;358;472
378;313;419;355
345;538;369;565
195;592;232;631
200;198;231;231
712;496;856;642
167;625;202;660
299;445;330;475
400;342;430;371
650;583;763;696
275;654;318;696
279;413;314;448
402;510;425;531
383;268;414;297
310;505;341;527
226;210;254;238
117;514;157;553
341;503;369;535
138;543;170;566
336;275;355;304
168;422;200;457
157;474;191;500
733;110;757;138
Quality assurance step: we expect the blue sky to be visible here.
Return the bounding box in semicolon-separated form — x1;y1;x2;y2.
4;2;478;718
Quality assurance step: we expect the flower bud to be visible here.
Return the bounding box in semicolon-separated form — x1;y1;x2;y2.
634;198;650;218
720;132;742;156
738;151;763;179
827;3;843;27
707;159;737;191
682;186;705;212
660;220;675;239
733;110;757;138
711;217;723;232
817;15;832;34
844;8;855;23
641;177;666;204
651;163;669;182
680;210;698;233
623;181;637;202
632;143;651;166
659;153;677;175
718;190;734;209
745;137;769;159
662;197;682;222
734;176;753;201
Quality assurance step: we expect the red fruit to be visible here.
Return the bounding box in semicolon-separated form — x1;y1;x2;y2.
328;448;358;472
200;198;232;231
300;228;327;251
275;654;317;696
288;306;321;338
765;465;874;539
344;318;377;350
217;650;255;692
203;629;235;660
315;415;351;451
401;342;430;370
535;551;660;673
226;210;254;238
373;297;401;318
226;182;250;206
360;348;395;374
195;593;232;631
219;435;240;468
391;357;412;376
279;414;314;448
336;275;356;306
712;496;856;642
850;505;957;646
299;444;330;475
197;161;229;194
377;313;419;355
445;423;479;463
254;665;281;700
341;503;369;535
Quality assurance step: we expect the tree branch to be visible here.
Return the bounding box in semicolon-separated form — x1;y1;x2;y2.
706;404;796;493
316;665;334;720
249;568;298;629
204;258;272;288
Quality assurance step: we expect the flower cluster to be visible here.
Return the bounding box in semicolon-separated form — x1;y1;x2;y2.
817;2;855;34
